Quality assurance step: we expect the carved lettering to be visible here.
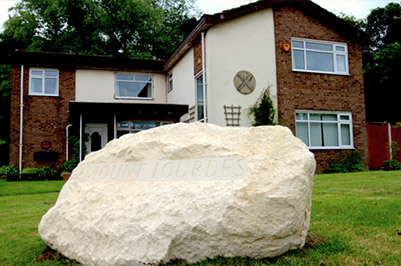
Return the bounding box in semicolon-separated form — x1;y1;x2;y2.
83;156;248;182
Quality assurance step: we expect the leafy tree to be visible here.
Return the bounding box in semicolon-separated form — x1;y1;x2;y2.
340;3;401;123
0;0;199;58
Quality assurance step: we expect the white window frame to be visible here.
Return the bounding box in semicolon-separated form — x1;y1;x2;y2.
295;110;354;150
195;72;205;122
116;120;171;137
115;73;153;99
29;68;59;96
168;73;173;93
291;38;349;75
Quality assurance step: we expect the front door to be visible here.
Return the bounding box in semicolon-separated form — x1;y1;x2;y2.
85;124;108;154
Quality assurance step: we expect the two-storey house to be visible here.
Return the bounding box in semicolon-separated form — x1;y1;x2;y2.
3;0;368;173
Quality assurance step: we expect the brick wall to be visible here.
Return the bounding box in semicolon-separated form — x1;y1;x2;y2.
10;66;75;171
193;38;203;75
273;6;368;173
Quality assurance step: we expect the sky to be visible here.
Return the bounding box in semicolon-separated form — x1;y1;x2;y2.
0;0;398;30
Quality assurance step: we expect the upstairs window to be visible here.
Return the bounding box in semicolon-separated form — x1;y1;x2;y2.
295;111;353;149
168;73;173;92
29;69;59;96
115;73;153;99
291;38;348;75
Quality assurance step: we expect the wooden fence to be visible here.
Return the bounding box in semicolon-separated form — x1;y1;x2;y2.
367;123;401;170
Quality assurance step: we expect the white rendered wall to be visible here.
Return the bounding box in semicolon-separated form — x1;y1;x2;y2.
167;49;196;106
75;70;167;104
205;8;277;127
167;49;196;121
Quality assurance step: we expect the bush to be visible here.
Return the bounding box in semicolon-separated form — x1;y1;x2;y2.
249;87;276;126
21;168;41;180
61;159;79;173
20;166;59;181
381;159;401;171
326;151;366;173
0;165;19;181
38;166;59;180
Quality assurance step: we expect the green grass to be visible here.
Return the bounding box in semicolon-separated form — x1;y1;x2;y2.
0;171;400;266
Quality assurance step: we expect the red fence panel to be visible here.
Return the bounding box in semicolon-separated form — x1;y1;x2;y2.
391;127;401;162
367;123;389;170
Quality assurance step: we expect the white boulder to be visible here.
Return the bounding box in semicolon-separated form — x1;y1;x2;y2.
38;123;315;265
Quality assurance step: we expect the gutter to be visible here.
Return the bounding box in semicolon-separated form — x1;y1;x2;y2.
19;65;24;178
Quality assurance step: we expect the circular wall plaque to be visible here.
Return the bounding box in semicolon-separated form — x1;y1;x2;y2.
234;70;256;95
41;141;51;149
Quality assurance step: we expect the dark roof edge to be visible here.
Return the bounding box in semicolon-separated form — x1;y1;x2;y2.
163;0;366;71
0;50;166;72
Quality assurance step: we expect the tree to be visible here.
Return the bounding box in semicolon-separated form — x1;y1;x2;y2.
0;0;199;58
340;3;401;123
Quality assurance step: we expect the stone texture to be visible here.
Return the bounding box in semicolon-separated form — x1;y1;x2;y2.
38;123;315;265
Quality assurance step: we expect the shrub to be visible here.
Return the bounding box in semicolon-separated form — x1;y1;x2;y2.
21;168;41;180
0;165;19;181
326;151;366;173
249;87;276;126
381;159;401;171
38;166;59;180
61;159;79;173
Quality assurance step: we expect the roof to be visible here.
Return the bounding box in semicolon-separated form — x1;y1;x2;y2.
0;50;166;73
163;0;365;71
1;0;365;72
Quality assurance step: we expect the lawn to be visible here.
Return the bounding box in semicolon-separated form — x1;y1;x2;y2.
0;171;400;266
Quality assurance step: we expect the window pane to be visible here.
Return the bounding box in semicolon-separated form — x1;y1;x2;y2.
322;123;338;146
117;122;129;129
116;82;151;98
132;122;157;130
341;124;351;145
196;75;204;121
306;51;334;72
296;122;309;146
293;50;305;70
32;70;43;76
306;42;333;51
137;82;152;98
310;114;321;121
336;55;346;72
322;114;337;121
336;46;345;52
31;78;42;93
310;123;322;146
44;78;57;94
135;75;152;82
296;113;308;121
292;41;304;48
45;70;58;77
116;74;133;81
197;102;204;120
340;115;350;120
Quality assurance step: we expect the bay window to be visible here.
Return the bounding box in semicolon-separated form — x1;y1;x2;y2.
295;111;353;149
291;38;348;75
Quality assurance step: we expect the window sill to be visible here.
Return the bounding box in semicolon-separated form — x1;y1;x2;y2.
308;146;355;150
114;97;154;100
28;93;59;97
292;69;350;76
